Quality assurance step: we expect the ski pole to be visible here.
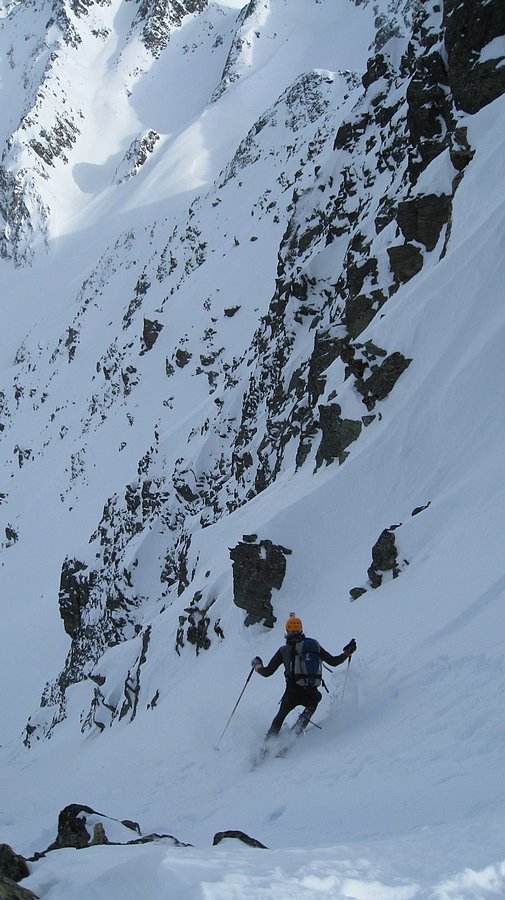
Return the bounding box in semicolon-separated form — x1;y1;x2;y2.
215;667;255;749
298;713;322;730
340;655;352;704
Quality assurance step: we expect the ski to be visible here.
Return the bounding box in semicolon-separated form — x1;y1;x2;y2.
251;744;271;769
252;735;289;768
252;721;316;767
274;727;302;758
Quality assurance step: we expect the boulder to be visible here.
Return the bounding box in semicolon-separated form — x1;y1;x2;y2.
230;536;291;627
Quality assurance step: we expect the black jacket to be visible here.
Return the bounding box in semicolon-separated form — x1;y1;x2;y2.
256;636;350;681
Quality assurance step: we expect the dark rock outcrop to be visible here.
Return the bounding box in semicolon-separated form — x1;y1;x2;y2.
307;332;345;405
315;405;362;468
396;194;451;252
0;875;38;898
35;805;188;858
450;126;475;172
362;52;389;90
175;348;192;368
0;846;29;884
213;830;268;849
116;130;160;182
368;527;400;588
135;0;208;57
387;244;424;284
444;0;505;114
141;318;163;353
356;352;411;411
176;605;212;655
46;804;100;851
333;114;369;152
118;626;151;723
58;558;96;638
406;49;451;178
29;114;80;167
0;167;48;266
88;824;109;846
230;535;291;627
45;805;142;853
345;290;386;340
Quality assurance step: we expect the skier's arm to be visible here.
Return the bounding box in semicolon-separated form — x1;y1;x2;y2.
319;647;348;667
253;649;283;677
320;639;356;667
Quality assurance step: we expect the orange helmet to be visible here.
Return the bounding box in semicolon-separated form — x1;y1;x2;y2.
285;612;303;634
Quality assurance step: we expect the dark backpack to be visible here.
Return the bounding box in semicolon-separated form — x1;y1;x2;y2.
290;638;322;688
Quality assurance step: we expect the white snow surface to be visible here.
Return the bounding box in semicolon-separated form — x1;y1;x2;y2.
0;1;504;898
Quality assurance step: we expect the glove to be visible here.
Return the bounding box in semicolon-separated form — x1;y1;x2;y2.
342;638;356;657
251;656;263;670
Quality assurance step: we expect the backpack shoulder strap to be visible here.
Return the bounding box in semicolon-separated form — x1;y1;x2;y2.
280;643;294;677
281;640;304;679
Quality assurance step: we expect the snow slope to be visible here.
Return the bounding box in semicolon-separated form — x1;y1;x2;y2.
0;1;504;897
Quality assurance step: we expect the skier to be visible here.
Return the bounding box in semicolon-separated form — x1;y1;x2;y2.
251;613;356;740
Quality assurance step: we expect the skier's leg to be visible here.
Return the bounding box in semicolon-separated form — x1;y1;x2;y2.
293;688;322;733
266;687;298;739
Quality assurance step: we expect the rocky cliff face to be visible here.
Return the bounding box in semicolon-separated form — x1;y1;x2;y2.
0;0;503;745
0;0;213;264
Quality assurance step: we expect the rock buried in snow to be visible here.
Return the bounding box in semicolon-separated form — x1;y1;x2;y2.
212;830;268;849
127;834;192;847
349;586;367;601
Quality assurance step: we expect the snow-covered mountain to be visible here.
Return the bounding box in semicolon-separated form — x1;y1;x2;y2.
1;0;504;896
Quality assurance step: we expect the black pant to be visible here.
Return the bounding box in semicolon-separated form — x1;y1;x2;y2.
267;684;322;738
